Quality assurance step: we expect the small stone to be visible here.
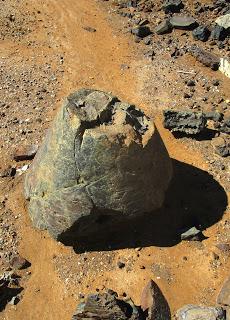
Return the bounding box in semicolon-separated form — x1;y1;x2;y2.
215;13;230;30
176;304;226;320
192;26;210;42
131;25;152;38
155;19;172;35
189;46;220;70
211;25;227;41
117;261;125;269
0;167;16;178
162;0;184;13
10;255;31;270
9;296;20;305
83;26;96;32
212;136;230;157
216;243;230;254
13;144;38;161
170;16;198;30
186;79;196;87
217;276;230;306
219;58;230;79
184;93;192;99
181;227;204;241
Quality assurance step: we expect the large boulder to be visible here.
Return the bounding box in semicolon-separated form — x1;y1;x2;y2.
24;89;172;242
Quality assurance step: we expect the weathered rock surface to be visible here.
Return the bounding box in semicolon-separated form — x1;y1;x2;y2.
192;26;210;42
24;89;172;241
72;290;142;319
189;46;220;70
212;136;230;157
215;14;230;30
162;0;184;13
155;20;172;35
217;276;230;307
176;304;226;320
13;144;38;161
140;280;171;320
170;16;198;30
163;110;207;134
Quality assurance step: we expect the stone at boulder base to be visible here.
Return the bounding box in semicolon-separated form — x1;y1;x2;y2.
163;110;207;135
140;280;171;320
192;26;210;42
24;89;172;242
176;304;226;320
170;16;198;30
217;276;230;306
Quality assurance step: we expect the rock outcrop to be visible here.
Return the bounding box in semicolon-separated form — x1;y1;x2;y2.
24;89;172;242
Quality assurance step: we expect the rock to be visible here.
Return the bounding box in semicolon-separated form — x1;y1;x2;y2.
131;25;152;38
162;0;184;13
211;25;227;41
216;243;230;254
217;276;230;306
170;16;198;30
140;280;171;320
219;58;230;79
155;19;172;35
117;261;125;269
72;290;142;319
24;89;172;241
13;144;38;161
180;227;204;241
186;79;196;87
189;46;220;71
163;110;207;135
219;118;230;134
10;255;31;270
212;136;230;157
0;167;16;178
176;305;226;320
204;112;223;122
83;26;96;32
192;26;210;41
215;14;230;30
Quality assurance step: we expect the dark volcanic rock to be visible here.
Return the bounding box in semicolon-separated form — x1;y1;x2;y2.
72;291;143;319
162;0;184;13
140;280;171;320
24;89;172;241
176;304;226;320
192;26;210;42
189;46;220;70
163;110;207;134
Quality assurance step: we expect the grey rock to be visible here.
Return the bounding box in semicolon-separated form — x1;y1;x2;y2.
25;89;172;241
155;20;172;35
163;110;207;135
181;227;203;241
204;112;223;122
211;25;227;41
189;46;220;70
219;118;230;134
217;276;230;306
72;291;142;319
212;136;230;157
192;26;210;42
215;14;230;29
176;305;226;320
162;0;184;13
140;280;171;320
131;25;152;38
170;16;198;30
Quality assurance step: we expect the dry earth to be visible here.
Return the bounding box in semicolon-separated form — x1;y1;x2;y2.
0;0;229;319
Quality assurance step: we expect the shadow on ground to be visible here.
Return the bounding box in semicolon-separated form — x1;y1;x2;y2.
58;159;228;253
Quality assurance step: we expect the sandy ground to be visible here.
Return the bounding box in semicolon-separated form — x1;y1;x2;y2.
0;0;229;319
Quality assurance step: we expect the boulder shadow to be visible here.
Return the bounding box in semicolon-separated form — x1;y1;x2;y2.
58;159;228;253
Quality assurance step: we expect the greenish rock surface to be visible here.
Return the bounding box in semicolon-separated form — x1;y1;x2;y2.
24;89;172;242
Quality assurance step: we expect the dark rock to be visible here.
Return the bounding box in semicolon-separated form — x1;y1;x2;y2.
72;291;142;319
212;136;230;157
219;118;230;134
83;26;96;33
0;167;16;178
140;280;171;320
10;255;31;270
163;110;207;134
13;144;38;161
186;79;196;87
217;276;230;306
192;26;210;41
180;227;204;241
189;46;220;70
117;261;126;269
131;25;152;38
211;24;227;41
170;16;198;30
176;304;226;320
184;93;192;99
155;19;172;35
162;0;184;13
25;89;172;241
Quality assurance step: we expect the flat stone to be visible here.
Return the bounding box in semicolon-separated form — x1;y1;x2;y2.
176;305;226;320
170;16;198;30
13;144;38;161
140;280;171;320
155;19;172;35
25;89;173;242
215;14;230;29
189;46;220;70
163;110;207;134
217;276;230;306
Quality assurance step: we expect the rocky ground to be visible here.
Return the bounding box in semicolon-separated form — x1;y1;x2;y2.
0;0;229;319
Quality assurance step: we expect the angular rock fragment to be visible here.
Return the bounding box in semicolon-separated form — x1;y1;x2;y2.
217;276;230;307
219;58;230;79
132;25;152;38
189;46;220;71
13;144;38;161
163;110;207;135
211;25;227;41
192;26;210;42
170;16;198;30
72;291;142;319
162;0;184;13
212;136;230;157
215;14;230;30
176;304;226;320
25;89;172;242
140;280;171;320
180;227;204;241
155;20;172;35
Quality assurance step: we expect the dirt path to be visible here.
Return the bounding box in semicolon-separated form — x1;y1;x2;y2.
0;1;229;319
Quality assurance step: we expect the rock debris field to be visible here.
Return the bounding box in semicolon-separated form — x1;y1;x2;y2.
0;0;229;319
